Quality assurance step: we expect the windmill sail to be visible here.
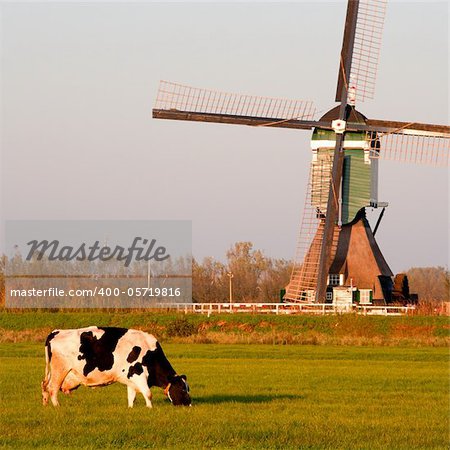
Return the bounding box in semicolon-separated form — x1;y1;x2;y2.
153;81;317;130
363;120;450;166
370;132;450;166
336;0;388;103
285;159;339;302
316;0;362;303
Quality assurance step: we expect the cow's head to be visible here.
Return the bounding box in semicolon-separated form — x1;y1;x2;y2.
166;374;191;406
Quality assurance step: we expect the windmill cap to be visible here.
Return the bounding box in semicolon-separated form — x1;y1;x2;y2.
320;105;367;124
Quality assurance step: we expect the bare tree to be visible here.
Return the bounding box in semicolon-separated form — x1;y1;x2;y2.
191;242;293;303
406;266;449;302
192;257;228;303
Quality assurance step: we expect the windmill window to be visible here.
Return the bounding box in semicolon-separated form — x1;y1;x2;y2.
360;290;372;304
329;274;340;286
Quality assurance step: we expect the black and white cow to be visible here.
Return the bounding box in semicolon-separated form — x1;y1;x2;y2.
41;326;191;407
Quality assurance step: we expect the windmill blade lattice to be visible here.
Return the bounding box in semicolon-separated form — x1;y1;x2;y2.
285;157;339;302
349;0;387;102
369;132;450;166
155;81;316;121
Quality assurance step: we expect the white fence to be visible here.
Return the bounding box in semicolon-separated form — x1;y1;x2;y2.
153;302;415;316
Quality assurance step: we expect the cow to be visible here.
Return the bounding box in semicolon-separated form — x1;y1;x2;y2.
41;326;191;408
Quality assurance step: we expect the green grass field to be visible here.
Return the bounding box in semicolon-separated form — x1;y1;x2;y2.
1;343;448;449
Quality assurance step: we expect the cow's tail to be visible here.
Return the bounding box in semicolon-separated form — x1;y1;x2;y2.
43;330;60;380
41;338;51;405
44;341;51;380
42;331;59;405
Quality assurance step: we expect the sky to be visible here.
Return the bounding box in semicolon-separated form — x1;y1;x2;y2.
1;1;448;274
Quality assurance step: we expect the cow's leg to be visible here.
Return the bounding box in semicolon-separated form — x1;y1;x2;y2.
42;361;54;406
132;375;153;408
42;356;52;406
47;357;70;407
127;385;137;408
41;379;50;406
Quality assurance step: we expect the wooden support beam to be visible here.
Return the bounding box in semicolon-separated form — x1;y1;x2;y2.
153;109;450;138
153;109;318;131
317;0;360;303
365;119;450;137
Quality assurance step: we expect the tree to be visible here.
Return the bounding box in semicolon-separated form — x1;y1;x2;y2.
192;257;228;303
259;258;293;302
406;267;449;302
191;242;295;303
226;242;268;302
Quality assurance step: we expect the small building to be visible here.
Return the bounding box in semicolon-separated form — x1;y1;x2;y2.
332;286;354;312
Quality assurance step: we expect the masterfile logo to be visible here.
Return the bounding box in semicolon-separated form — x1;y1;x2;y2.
5;220;192;308
26;237;170;267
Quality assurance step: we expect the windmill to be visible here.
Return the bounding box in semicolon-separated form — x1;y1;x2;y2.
152;0;449;304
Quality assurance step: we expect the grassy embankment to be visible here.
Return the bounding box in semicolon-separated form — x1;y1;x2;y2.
0;310;448;346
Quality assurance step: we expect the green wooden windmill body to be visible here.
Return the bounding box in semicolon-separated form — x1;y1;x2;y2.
311;113;379;225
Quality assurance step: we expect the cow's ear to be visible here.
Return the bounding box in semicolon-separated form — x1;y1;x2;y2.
180;374;187;381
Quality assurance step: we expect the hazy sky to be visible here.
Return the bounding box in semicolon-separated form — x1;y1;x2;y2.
1;1;448;273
